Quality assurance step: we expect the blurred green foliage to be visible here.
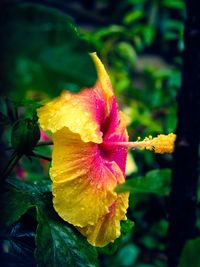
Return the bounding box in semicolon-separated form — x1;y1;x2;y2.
178;237;200;267
1;3;97;100
1;1;197;267
116;169;171;196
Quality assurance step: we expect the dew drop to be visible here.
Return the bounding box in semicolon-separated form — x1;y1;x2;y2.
97;184;102;189
64;94;72;101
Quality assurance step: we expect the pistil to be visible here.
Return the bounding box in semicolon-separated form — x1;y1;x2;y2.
104;133;176;154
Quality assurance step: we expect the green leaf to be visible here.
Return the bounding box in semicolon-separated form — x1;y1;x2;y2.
129;0;147;4
7;177;52;195
116;42;137;66
121;219;134;236
123;10;144;25
0;188;33;227
2;178;99;266
163;20;184;33
2;220;36;267
3;4;97;100
1;178;52;228
163;0;185;10
35;206;99;267
142;26;155;46
115;169;171;196
178;238;200;267
39;44;95;88
94;25;125;40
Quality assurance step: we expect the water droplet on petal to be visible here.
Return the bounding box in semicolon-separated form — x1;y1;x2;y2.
97;184;101;189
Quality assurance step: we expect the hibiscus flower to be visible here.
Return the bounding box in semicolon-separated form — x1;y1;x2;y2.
37;53;175;247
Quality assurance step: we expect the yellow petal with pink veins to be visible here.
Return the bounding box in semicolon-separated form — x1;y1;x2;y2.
51;127;125;227
37;89;104;143
37;54;115;143
78;192;129;247
90;53;114;112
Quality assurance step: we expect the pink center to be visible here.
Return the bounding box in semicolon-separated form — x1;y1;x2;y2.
96;96;128;176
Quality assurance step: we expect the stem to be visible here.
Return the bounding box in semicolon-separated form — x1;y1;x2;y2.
31;152;52;162
1;151;22;181
5;98;15;123
36;141;53;147
13;103;19;121
167;1;200;266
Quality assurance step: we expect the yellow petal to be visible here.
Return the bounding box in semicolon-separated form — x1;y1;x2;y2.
37;88;104;143
51;127;125;227
78;192;129;247
90;53;113;98
90;52;113;112
37;53;115;143
126;152;137;176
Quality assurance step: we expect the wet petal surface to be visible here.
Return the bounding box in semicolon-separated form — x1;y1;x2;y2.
51;127;125;227
78;192;129;247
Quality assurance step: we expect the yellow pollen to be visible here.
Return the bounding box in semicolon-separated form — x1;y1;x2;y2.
143;133;176;154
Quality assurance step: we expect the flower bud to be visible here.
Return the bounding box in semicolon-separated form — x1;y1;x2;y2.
11;118;40;155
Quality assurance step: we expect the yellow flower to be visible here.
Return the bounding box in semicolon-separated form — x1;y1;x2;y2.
37;53;176;247
37;53;129;247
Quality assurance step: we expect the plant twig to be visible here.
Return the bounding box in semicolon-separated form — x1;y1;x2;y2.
1;151;22;181
31;152;52;162
36;141;53;147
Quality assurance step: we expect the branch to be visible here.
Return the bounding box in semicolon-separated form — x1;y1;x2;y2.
167;1;200;266
36;141;53;147
0;151;22;182
31;152;52;162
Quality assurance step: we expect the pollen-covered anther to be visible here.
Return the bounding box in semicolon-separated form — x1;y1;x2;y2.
144;133;176;154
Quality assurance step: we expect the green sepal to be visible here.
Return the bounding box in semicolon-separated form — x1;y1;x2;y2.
11;118;40;155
